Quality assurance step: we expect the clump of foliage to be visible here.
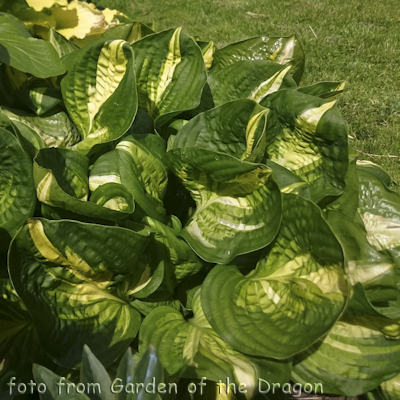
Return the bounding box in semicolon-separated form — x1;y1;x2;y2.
1;0;400;399
32;345;163;400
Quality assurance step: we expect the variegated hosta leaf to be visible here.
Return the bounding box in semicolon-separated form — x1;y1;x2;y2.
8;218;152;368
61;38;137;155
380;373;400;400
197;40;215;70
212;35;305;84
208;60;296;107
169;99;269;163
4;109;80;156
263;90;348;202
102;22;154;44
292;316;400;396
48;27;79;58
132;28;207;127
357;169;400;322
0;128;35;247
89;135;168;222
165;100;280;263
0;279;50;392
324;151;359;220
357;160;392;187
18;86;63;116
0;13;66;78
326;211;399;320
1;63;62;115
266;160;310;199
131;298;181;317
34;148;134;221
144;217;203;282
298;81;346;100
89;182;135;213
166;148;281;264
358;169;400;259
201;193;347;359
140;291;291;399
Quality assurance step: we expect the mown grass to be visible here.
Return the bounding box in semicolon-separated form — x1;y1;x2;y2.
98;0;400;185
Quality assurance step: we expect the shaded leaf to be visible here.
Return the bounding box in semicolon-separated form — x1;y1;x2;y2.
0;127;35;248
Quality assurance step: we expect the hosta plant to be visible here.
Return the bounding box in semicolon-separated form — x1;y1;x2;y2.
1;1;400;399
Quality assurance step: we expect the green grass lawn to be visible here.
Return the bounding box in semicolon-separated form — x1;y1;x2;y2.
98;0;400;185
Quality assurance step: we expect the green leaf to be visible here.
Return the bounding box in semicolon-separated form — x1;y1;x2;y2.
213;35;305;84
166;149;281;263
34;148;135;221
126;109;155;136
130;298;181;317
169;99;269;163
298;81;346;100
140;290;291;399
0;13;66;78
9;218;152;368
331;211;397;303
324;151;359;219
357;159;392;187
201;193;347;359
89;135;168;222
381;373;400;400
114;347;133;400
0;0;29;14
33;364;91;400
197;40;215;70
125;255;165;300
48;27;79;58
61;38;137;155
131;345;164;400
0;127;35;247
266;160;310;199
326;211;399;320
292;316;400;396
102;22;154;44
357;169;400;324
208;60;296;107
81;345;113;400
357;169;400;253
263;89;349;202
0;279;49;392
90;183;135;213
166;100;281;263
17;86;63;116
4;108;80;156
143;217;203;282
132;28;207;127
